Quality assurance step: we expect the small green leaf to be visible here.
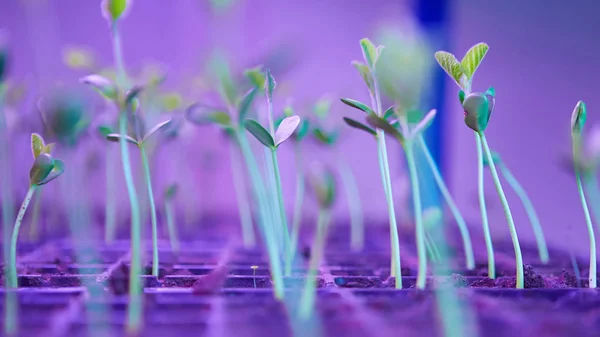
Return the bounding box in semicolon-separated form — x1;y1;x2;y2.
283;105;294;117
360;38;378;69
411;109;437;137
460;43;489;80
160;92;182;112
340;98;373;115
458;90;466;104
383;106;395;120
244;119;274;148
97;125;114;138
43;143;55;155
313;127;339;146
238;88;257;123
571;100;587;135
274;115;300;146
366;114;404;143
143;119;172;142
165;184;178;200
265;69;276;103
244;66;265;89
31;133;45;159
37;159;64;186
314;97;332;119
434;51;464;88
186;104;231;128
307;163;336;209
101;0;129;22
342;117;376;136
79;74;117;100
106;133;138;145
351;60;373;91
30;153;54;186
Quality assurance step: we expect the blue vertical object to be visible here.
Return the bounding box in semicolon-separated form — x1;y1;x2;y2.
413;0;449;210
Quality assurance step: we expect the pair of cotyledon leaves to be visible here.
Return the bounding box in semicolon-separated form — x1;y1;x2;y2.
80;74;172;146
435;43;498;133
29;133;64;186
186;70;301;150
340;97;437;144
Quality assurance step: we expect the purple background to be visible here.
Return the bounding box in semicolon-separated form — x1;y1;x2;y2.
1;0;599;258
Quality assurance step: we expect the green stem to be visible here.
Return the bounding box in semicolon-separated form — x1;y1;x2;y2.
237;133;284;299
480;132;523;288
338;157;364;252
298;208;332;320
264;147;283;254
0;84;15;268
573;137;597;288
29;188;42;241
418;135;474;270
499;162;549;264
583;173;600;240
140;144;159;277
111;20;142;331
289;142;305;271
270;148;292;276
405;143;427;289
105;145;117;243
9;185;36;288
372;73;402;288
164;199;179;253
475;132;495;278
230;141;255;248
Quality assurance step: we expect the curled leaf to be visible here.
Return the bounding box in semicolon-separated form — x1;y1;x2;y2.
366;114;404;143
571;100;587;135
340;98;374;115
244;119;274;148
313;127;339;146
37;159;64;186
274;115;300;146
106;133;138;145
97;125;115;138
29;153;54;186
31;133;45;159
265;69;276;102
244;66;265;89
80;74;117;100
342;117;376;136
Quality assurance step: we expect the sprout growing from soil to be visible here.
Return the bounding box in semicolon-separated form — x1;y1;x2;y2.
340;38;403;288
186;67;285;300
435;43;525;287
298;163;336;320
164;184;180;253
251;265;258;288
101;104;172;278
312;96;364;252
8;134;64;288
483;151;549;264
244;70;300;276
571;100;596;288
82;1;142;331
365;108;436;289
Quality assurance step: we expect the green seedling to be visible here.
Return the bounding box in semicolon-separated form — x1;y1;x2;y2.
417;133;475;270
340;38;403;288
186;74;285;300
483;151;549;264
364;107;436;289
435;43;524;287
298;163;336;320
312;97;364;252
101;106;172;277
164;184;180;253
83;0;142;331
244;70;300;276
275;105;310;265
229;134;256;248
571;101;596;288
8;134;64;289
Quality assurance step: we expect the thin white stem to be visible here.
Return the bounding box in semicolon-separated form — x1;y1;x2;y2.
475;132;495;278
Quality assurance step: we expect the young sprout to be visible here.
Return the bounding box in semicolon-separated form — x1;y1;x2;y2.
83;1;142;331
275;105;311;267
186;71;285;300
340;38;403;288
435;43;524;287
484;151;549;264
312;97;364;252
298;163;336;320
571;101;596;288
243;70;300;276
164;184;180;253
101;106;172;277
8;134;64;288
365;108;436;289
251;265;258;288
